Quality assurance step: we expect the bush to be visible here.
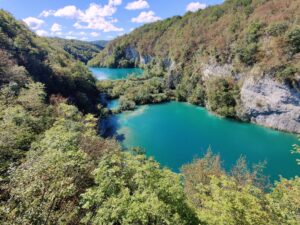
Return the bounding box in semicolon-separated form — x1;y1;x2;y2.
275;65;298;86
238;43;258;66
206;78;239;118
119;96;136;111
287;27;300;55
267;22;288;37
246;21;264;44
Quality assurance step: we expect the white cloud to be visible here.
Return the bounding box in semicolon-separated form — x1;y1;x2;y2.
23;17;45;30
51;23;62;32
39;1;123;32
126;0;149;10
131;11;161;23
36;29;48;36
73;3;124;32
40;6;80;18
109;0;122;6
65;36;76;39
186;2;207;12
90;32;100;37
39;10;55;17
54;5;81;18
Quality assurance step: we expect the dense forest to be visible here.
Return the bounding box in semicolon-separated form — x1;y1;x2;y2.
0;3;300;225
90;0;300;128
48;38;108;64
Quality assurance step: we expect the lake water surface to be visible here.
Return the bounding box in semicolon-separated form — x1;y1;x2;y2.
89;67;143;80
106;102;300;181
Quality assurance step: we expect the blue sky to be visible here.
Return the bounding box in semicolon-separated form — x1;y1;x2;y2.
0;0;223;41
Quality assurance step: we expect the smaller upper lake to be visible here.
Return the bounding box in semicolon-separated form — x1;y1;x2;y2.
89;67;143;80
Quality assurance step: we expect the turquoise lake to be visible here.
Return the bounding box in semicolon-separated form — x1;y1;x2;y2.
92;68;300;181
105;102;300;181
89;67;143;80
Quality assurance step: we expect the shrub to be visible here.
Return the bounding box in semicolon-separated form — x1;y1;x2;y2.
246;21;264;44
238;43;258;66
119;96;136;111
267;22;288;37
206;78;239;118
287;27;300;55
275;65;298;86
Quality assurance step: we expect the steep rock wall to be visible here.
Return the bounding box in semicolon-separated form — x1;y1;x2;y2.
241;76;300;133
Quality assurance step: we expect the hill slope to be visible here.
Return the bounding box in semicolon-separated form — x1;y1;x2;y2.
90;0;300;133
48;37;107;64
0;10;99;112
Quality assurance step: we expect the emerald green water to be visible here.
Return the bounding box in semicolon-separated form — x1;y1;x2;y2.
107;102;300;181
89;67;143;80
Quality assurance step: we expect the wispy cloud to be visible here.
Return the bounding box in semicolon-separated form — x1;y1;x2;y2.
186;2;207;12
131;11;161;23
126;0;149;10
23;17;44;30
36;30;48;36
51;23;62;33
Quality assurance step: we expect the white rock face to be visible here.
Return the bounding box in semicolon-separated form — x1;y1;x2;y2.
124;46;153;65
202;63;242;81
241;76;300;133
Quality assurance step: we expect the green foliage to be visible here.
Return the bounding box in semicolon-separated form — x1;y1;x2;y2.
89;46;136;68
0;82;51;179
287;27;300;55
236;21;263;66
246;21;264;44
119;96;136;111
267;22;288;37
206;78;239;117
48;37;103;64
0;10;99;113
187;85;206;106
275;65;299;85
182;151;300;225
90;40;109;49
81;151;199;225
268;177;300;224
3;103;117;224
98;76;169;109
238;43;258;66
208;6;225;23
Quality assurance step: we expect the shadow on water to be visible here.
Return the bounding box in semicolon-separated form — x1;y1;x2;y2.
100;115;125;142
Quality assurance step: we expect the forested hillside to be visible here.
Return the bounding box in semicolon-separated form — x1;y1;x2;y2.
0;10;99;113
48;38;107;64
0;6;300;225
90;0;300;133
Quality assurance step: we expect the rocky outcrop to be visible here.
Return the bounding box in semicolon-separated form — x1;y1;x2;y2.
200;62;300;133
125;46;139;61
240;76;300;133
202;63;242;81
124;46;153;65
